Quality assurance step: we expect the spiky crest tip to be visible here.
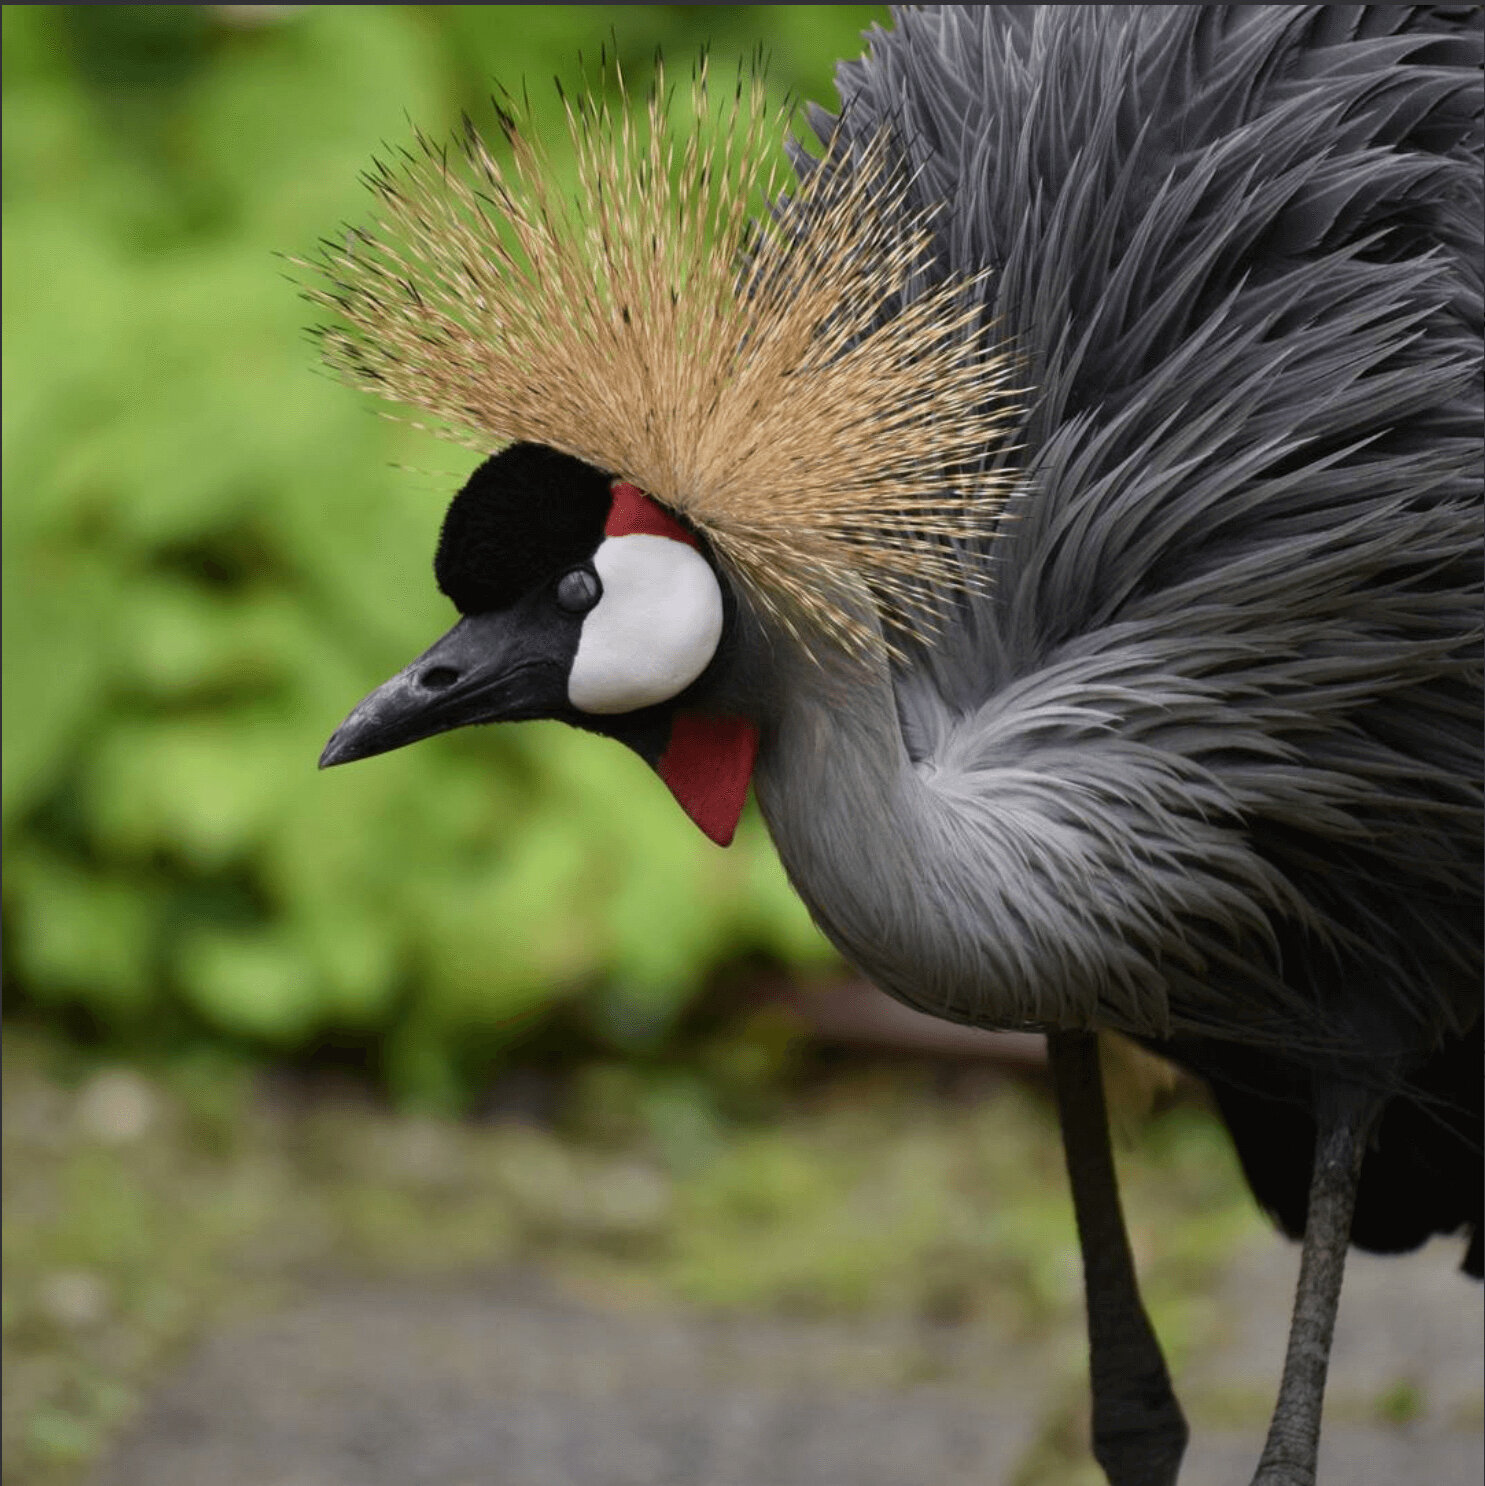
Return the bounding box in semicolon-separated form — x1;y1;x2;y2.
298;57;1025;658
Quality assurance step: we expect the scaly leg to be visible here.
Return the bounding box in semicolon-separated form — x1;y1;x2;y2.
1049;1030;1188;1486
1250;1082;1379;1486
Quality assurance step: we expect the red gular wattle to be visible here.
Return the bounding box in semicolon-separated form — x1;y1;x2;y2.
658;711;760;846
606;480;758;846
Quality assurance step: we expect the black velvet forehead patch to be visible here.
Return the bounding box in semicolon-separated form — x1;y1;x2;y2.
434;443;614;615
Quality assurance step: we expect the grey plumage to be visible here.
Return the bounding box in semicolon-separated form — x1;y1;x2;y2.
755;17;1484;1475
761;4;1481;1076
316;8;1483;1481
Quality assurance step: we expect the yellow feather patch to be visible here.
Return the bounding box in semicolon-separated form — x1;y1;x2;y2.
296;60;1026;660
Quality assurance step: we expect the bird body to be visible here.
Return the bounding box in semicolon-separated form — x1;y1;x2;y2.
312;7;1482;1481
761;3;1484;1269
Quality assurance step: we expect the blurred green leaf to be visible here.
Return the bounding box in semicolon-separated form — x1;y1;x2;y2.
82;714;293;868
6;850;160;1022
2;3;873;1099
0;548;119;825
175;922;321;1042
181;5;448;246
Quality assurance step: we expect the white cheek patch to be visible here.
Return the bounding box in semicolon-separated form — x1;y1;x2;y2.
567;535;724;714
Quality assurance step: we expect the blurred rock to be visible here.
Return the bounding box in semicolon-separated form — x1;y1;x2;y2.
75;1071;158;1146
37;1270;111;1331
587;1162;672;1239
381;1116;464;1190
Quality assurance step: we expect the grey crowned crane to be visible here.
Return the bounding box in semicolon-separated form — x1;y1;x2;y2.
310;8;1483;1485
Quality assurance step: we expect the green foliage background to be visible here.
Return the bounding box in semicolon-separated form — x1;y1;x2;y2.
3;4;892;1107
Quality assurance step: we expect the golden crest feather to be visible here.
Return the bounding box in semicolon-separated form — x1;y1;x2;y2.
298;59;1024;657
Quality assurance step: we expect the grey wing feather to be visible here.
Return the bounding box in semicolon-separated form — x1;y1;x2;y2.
828;5;1483;1049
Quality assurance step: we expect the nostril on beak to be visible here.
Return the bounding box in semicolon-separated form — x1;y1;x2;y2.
420;666;459;691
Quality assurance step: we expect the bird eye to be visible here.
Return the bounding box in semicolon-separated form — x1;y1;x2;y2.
554;565;602;614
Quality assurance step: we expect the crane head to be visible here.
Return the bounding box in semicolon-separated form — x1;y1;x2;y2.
320;442;757;845
301;61;1024;844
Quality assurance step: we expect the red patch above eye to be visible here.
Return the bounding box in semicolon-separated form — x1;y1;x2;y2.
606;482;699;548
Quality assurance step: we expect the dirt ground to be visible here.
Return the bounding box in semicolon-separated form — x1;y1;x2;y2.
6;1028;1479;1486
88;1236;1481;1486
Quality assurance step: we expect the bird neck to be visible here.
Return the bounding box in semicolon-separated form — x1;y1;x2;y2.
747;629;1176;1036
748;631;1406;1050
750;636;1040;1028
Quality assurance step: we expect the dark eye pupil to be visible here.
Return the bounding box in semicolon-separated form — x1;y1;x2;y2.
555;566;601;614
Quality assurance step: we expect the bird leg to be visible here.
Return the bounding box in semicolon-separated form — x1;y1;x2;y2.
1249;1082;1380;1486
1048;1030;1188;1486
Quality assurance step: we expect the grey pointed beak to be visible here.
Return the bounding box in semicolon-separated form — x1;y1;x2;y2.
319;609;572;768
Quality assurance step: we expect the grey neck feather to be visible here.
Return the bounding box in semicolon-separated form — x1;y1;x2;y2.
750;633;1128;1035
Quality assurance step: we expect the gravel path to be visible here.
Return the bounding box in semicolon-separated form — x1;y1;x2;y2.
90;1236;1481;1486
